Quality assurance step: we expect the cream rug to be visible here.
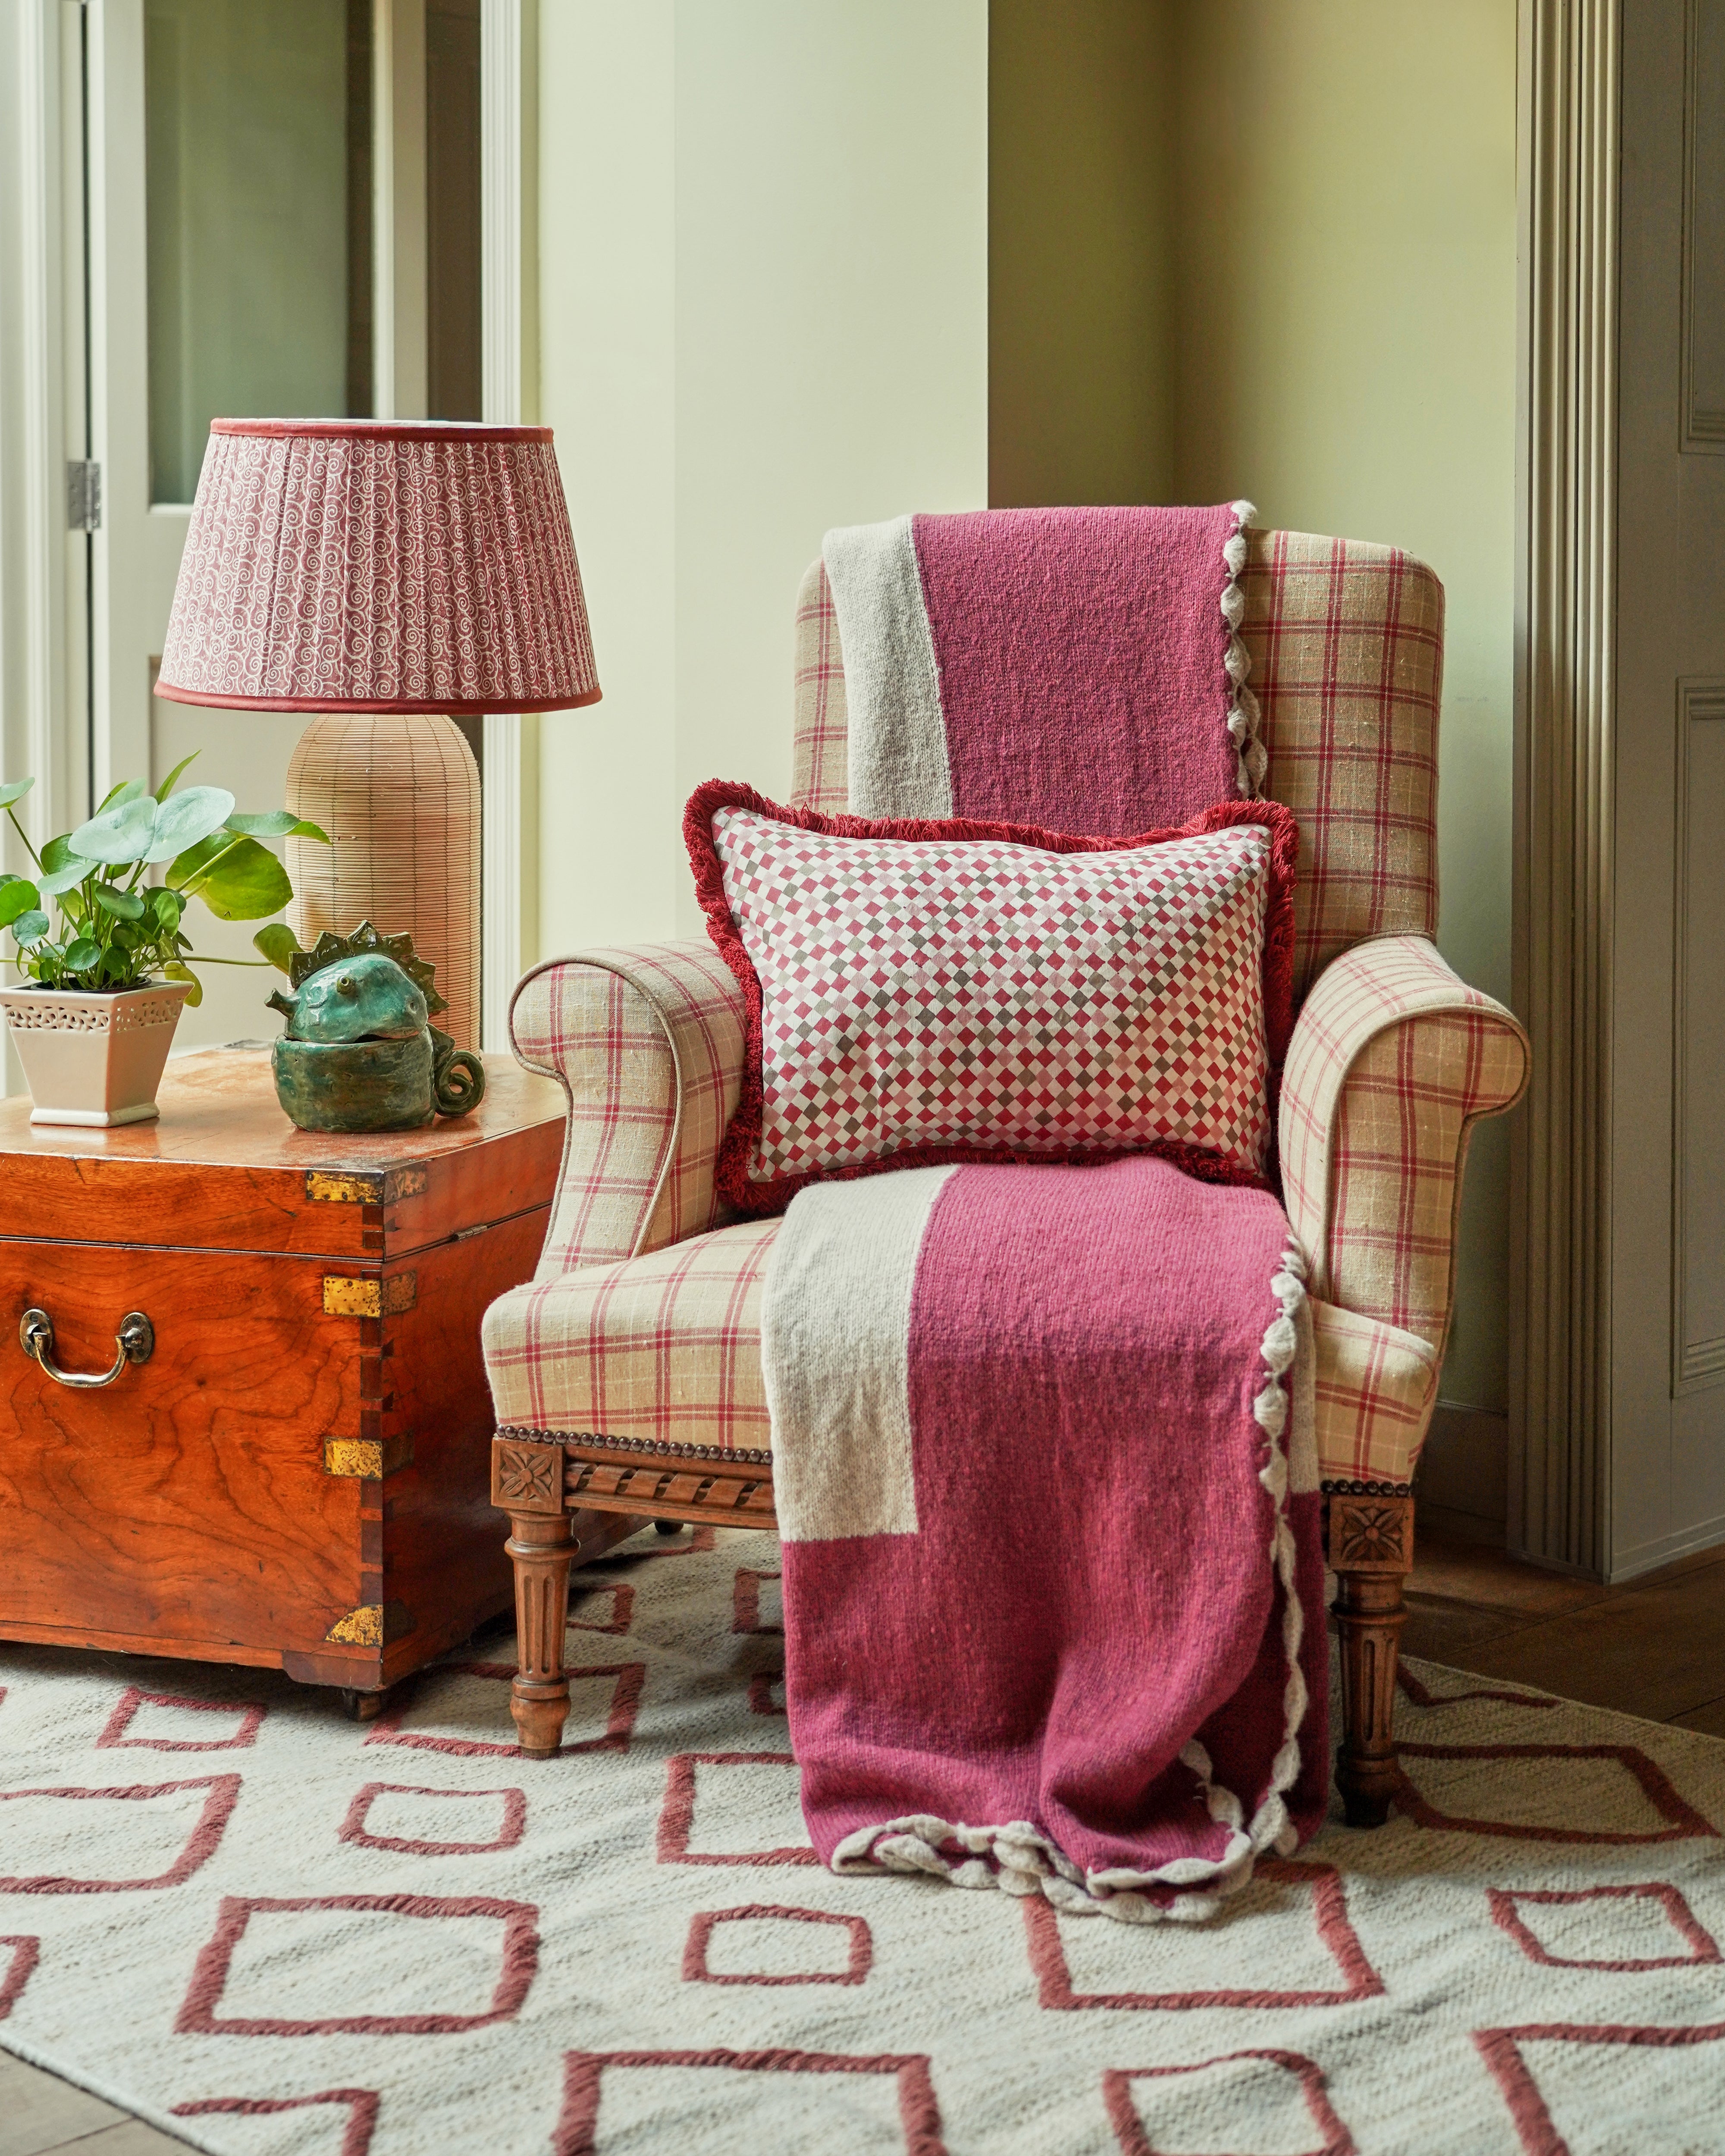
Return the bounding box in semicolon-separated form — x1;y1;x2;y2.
3;1524;1724;2156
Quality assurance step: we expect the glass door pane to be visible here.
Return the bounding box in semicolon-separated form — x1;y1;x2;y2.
144;0;369;506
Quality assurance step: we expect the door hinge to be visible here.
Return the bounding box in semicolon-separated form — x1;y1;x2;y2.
66;460;101;532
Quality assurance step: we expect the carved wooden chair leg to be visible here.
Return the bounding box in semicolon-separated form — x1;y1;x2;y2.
1326;1484;1416;1828
505;1508;577;1758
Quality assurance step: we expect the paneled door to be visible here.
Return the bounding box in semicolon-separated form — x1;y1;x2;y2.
1604;0;1725;1576
82;0;479;1051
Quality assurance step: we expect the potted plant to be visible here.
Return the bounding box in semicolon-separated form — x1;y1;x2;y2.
0;759;326;1126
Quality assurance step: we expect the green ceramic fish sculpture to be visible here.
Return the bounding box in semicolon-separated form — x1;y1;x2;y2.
263;923;485;1133
277;952;429;1044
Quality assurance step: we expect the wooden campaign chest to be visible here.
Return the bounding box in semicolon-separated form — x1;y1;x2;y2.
0;1049;564;1711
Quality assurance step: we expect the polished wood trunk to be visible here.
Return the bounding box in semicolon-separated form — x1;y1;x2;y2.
0;1051;563;1701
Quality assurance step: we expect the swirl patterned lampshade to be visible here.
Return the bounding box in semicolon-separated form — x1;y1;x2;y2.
156;419;599;1048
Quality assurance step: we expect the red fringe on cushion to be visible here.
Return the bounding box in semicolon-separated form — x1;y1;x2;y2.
682;778;1299;1220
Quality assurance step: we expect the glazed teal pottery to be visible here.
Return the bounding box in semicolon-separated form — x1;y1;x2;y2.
264;921;485;1134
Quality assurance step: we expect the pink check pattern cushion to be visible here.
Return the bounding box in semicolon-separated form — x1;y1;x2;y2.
684;781;1297;1214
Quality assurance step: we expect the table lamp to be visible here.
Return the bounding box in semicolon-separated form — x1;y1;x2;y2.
154;419;598;1047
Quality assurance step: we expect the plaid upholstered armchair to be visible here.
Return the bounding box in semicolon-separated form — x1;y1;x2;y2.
482;533;1529;1827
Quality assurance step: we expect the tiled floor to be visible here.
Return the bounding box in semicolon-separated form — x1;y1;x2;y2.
8;1522;1725;2152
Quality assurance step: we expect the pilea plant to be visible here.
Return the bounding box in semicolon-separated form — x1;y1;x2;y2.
0;757;327;1005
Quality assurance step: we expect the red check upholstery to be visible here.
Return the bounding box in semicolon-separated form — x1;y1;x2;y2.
486;530;1528;1485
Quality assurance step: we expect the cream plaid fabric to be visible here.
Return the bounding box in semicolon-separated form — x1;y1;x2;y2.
484;1219;775;1447
511;942;747;1279
1309;1297;1440;1483
1280;935;1529;1348
486;1218;1434;1483
492;534;1522;1489
792;531;1442;1004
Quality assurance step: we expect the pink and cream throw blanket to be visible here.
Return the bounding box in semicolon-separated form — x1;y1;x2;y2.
762;1155;1327;1918
821;501;1265;827
745;500;1325;1916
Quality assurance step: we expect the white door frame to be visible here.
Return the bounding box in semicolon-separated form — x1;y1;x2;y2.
0;2;534;1071
480;0;537;1051
0;2;86;1094
0;1;85;854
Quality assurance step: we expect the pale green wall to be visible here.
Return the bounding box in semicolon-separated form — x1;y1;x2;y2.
1170;0;1519;1413
988;0;1174;509
987;0;1519;1416
535;1;989;955
534;0;1518;1416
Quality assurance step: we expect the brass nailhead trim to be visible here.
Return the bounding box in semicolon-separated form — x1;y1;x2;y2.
323;1272;417;1317
323;1435;415;1478
306;1165;429;1205
495;1424;773;1468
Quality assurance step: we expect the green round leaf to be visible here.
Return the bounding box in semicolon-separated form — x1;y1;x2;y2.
145;784;235;863
38;859;91;897
0;776;35;808
172;832;292;920
0;881;40;928
69;794;158;865
93;882;146;921
63;937;101;971
252;921;303;974
11;910;50;946
151;887;184;927
225;810;328;841
96;777;148;813
163;960;203;1007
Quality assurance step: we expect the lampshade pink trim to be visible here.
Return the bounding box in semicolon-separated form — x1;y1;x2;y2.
155;685;603;716
157;422;599;712
210;418;551;444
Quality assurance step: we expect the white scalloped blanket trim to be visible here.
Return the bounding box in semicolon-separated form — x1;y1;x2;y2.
1222;498;1265;797
829;1241;1314;1924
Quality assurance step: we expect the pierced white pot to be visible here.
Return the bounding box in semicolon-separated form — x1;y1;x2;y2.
0;981;194;1126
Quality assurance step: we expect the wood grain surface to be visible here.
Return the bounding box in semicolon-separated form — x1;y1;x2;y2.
0;1049;565;1257
0;1053;562;1692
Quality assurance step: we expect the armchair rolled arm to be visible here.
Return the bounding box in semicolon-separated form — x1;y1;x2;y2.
510;940;746;1279
1279;935;1529;1353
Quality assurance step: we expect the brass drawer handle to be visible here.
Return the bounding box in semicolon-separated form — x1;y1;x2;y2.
19;1307;154;1389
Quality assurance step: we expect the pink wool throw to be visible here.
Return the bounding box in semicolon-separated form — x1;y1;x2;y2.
762;1153;1329;1918
820;502;1264;833
750;495;1324;1914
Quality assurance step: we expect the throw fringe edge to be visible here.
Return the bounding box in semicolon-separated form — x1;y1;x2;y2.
1223;498;1266;797
828;1239;1315;1924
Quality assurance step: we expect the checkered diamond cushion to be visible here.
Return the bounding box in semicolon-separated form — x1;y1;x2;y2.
483;1217;1436;1485
687;784;1295;1211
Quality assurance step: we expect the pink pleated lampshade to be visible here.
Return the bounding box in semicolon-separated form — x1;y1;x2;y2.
157;419;597;711
155;420;599;1050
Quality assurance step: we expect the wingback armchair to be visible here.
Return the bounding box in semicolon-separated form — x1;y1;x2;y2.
482;532;1530;1827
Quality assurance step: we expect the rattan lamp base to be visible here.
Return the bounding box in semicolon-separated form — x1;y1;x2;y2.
285;713;481;1048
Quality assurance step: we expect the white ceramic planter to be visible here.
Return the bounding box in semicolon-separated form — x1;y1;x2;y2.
0;981;194;1126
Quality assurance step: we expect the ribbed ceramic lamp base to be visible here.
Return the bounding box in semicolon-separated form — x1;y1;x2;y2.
284;714;480;1047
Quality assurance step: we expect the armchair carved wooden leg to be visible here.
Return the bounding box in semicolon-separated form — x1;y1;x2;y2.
505;1509;580;1757
493;1435;637;1758
1325;1482;1415;1828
